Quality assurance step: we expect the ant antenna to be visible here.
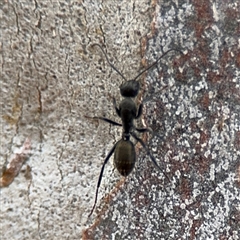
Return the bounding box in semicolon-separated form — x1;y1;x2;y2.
132;48;183;81
91;43;183;83
91;43;128;81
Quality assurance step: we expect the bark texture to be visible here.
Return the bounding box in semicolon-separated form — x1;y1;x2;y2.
1;0;239;239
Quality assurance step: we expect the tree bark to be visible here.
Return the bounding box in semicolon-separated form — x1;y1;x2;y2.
1;1;239;239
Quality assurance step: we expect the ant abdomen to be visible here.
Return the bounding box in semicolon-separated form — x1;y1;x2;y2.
114;140;136;176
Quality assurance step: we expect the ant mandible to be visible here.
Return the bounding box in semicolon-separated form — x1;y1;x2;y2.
87;43;182;217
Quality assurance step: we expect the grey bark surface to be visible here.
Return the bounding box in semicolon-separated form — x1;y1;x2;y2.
1;1;239;240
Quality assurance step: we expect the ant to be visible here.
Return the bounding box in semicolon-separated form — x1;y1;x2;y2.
87;43;182;217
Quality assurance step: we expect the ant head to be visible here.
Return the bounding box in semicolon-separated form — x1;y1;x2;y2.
120;80;140;98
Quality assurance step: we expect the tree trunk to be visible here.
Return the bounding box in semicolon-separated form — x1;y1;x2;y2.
1;1;239;239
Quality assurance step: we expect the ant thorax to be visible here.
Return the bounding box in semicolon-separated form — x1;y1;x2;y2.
119;97;137;133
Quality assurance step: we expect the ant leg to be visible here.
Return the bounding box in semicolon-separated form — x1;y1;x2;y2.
85;116;122;127
135;104;155;132
131;132;170;182
88;144;116;217
113;97;121;117
135;103;143;119
135;106;154;132
135;127;150;133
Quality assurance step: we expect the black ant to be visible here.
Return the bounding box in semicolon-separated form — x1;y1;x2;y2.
87;43;182;217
